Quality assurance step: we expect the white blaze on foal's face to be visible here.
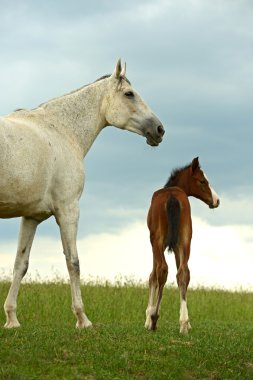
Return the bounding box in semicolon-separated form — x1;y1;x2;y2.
203;171;220;208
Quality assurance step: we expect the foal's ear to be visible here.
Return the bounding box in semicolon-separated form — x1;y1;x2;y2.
112;58;122;79
191;157;200;173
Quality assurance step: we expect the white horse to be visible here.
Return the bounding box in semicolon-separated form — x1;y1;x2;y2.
1;59;164;328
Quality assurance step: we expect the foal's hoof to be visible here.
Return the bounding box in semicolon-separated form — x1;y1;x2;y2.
145;318;152;330
76;319;93;329
151;314;159;331
145;314;159;331
179;321;191;334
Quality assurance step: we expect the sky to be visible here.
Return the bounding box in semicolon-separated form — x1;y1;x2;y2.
0;0;252;290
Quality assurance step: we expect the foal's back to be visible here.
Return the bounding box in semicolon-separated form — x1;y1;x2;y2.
147;186;191;250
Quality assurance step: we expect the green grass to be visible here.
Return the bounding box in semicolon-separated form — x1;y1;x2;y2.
0;281;253;379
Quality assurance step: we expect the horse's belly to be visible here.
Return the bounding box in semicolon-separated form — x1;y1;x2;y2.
0;117;84;219
0;164;52;218
0;121;54;218
0;197;52;219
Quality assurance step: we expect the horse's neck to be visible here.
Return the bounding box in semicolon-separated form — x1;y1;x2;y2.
40;80;108;157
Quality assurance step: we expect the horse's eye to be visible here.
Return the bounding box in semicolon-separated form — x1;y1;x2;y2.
124;91;134;98
200;180;206;185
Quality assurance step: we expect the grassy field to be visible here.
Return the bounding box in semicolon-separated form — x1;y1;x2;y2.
0;281;253;380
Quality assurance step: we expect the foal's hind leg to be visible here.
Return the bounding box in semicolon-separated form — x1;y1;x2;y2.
145;265;158;330
175;245;191;334
151;258;168;331
145;240;168;331
56;203;92;329
4;217;38;328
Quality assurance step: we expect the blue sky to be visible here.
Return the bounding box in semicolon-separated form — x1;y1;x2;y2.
0;0;252;289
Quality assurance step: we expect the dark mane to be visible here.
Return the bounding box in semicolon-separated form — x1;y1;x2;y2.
164;162;192;188
95;74;131;85
95;74;111;82
15;74;132;112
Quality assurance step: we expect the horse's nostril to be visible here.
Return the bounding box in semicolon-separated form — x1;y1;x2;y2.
157;125;165;136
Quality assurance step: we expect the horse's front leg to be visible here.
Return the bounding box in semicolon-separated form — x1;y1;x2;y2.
4;217;38;328
56;203;92;329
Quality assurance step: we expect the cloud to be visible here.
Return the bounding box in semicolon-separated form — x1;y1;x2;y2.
1;217;253;291
189;217;253;290
0;223;152;283
190;193;253;227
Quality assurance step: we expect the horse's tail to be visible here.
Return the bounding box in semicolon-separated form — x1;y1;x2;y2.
166;196;181;252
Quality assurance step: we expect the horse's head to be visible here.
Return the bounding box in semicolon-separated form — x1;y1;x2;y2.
189;157;220;209
104;59;165;147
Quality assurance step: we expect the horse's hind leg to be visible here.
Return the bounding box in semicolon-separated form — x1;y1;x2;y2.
56;203;92;329
175;245;191;334
4;217;38;328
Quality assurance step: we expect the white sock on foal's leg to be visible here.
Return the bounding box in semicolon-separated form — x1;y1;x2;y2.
179;299;191;334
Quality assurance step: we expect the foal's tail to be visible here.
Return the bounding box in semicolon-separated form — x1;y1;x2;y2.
166;196;181;251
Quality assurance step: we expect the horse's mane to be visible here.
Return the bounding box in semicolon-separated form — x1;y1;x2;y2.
164;162;192;188
14;74;131;112
95;74;131;85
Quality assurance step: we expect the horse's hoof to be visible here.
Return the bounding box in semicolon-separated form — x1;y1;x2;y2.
4;320;21;329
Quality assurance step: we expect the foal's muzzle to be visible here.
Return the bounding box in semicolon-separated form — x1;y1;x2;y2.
209;198;220;209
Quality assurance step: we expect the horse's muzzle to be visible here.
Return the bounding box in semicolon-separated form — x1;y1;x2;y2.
145;123;165;147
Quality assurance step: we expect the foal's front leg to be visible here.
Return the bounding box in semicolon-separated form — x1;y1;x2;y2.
4;217;38;328
57;203;92;329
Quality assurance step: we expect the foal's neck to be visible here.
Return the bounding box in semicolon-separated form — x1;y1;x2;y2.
169;170;191;195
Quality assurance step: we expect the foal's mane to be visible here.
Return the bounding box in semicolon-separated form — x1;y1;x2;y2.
164;162;192;188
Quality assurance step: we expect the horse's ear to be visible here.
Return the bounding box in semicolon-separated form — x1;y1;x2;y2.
112;58;122;79
120;62;126;77
191;157;200;173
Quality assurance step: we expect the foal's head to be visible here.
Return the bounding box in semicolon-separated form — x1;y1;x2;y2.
187;157;220;208
165;157;220;208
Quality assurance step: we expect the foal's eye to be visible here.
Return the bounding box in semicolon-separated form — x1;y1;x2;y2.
124;91;134;98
